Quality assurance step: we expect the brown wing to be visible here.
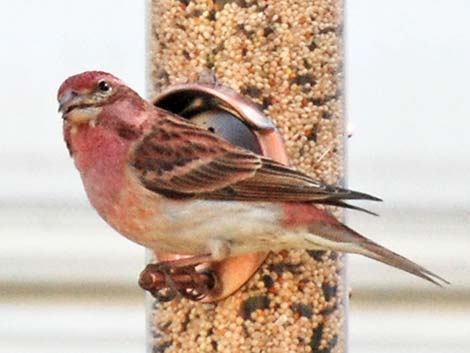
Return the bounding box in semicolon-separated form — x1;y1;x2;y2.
202;157;380;203
130;114;261;198
130;112;380;203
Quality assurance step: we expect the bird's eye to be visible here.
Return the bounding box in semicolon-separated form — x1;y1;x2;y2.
97;80;110;92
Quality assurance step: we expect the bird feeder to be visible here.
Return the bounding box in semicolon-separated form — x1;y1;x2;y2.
146;1;347;352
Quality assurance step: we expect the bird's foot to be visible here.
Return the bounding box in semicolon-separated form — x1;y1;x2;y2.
138;255;216;302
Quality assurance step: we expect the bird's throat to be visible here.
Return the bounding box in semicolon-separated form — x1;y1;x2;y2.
67;123;133;215
64;106;102;126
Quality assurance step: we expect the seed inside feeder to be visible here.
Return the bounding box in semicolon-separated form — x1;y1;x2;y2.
148;0;346;351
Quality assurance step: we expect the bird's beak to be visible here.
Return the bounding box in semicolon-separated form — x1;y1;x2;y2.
59;90;101;125
58;90;78;117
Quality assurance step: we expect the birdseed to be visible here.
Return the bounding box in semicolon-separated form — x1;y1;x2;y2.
148;0;346;352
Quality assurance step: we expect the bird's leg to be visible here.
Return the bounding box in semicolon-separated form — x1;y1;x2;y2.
178;267;216;301
138;255;216;301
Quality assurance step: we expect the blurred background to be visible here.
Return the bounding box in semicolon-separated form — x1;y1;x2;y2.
0;0;468;352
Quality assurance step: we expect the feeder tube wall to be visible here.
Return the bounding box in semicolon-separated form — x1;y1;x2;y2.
147;1;347;352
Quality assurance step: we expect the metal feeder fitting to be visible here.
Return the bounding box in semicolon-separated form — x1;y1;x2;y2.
151;82;289;303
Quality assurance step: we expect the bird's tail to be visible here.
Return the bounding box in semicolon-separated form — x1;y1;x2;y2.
306;222;449;286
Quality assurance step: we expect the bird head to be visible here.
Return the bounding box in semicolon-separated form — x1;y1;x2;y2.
58;71;148;158
57;71;125;125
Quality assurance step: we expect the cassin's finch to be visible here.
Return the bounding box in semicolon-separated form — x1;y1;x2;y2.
58;71;447;286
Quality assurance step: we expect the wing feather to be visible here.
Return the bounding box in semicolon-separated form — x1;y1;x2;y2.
130;111;380;204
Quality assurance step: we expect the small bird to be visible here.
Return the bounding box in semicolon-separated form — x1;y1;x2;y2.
58;71;447;287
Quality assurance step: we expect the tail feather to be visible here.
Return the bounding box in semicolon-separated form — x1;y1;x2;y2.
357;234;449;286
307;222;449;286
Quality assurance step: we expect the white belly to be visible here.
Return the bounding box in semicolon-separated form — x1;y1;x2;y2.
144;199;306;258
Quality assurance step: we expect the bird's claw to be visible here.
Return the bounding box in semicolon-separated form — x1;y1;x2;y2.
139;262;216;302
